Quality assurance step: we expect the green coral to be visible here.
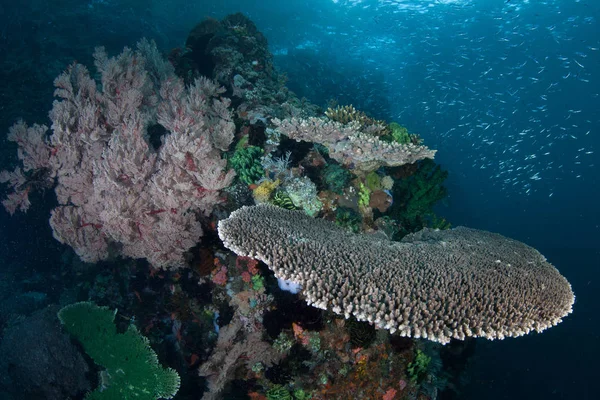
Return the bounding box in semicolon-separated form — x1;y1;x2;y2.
389;158;449;237
338;365;349;377
407;349;431;383
389;122;411;144
313;143;329;157
267;385;293;400
273;332;294;353
334;207;362;233
271;191;298;210
58;302;180;400
364;171;382;192
252;362;265;373
425;214;452;230
318;373;328;385
322;163;353;194
382;122;422;145
230;145;265;185
293;388;313;400
308;332;321;353
357;182;371;209
251;274;265;291
284;177;322;217
235;133;250;150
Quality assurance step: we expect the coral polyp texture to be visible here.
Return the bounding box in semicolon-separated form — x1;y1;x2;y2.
218;205;575;344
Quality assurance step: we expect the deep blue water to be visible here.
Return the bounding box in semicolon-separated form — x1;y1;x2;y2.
0;1;598;399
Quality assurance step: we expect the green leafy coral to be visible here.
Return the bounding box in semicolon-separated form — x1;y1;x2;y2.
389;122;412;144
364;171;382;192
383;122;422;145
58;302;180;400
266;385;293;400
322;163;353;194
334;207;362;233
357;182;371;209
407;349;431;383
293;388;313;400
230;145;265;185
389;158;449;237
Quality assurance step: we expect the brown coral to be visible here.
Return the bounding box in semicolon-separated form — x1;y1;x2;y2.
325;104;389;136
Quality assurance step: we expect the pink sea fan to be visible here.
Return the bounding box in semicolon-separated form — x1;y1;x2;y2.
1;40;236;269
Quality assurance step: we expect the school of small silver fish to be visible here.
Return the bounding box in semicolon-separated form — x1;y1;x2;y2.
275;0;597;198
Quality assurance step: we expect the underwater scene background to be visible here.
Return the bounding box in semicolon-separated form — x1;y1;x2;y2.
0;1;597;399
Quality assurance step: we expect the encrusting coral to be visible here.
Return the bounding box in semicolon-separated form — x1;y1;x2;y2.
218;204;575;345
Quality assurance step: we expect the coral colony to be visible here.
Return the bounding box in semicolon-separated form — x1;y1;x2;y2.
0;13;573;400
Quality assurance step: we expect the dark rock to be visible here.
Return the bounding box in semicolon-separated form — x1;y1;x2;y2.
0;305;91;400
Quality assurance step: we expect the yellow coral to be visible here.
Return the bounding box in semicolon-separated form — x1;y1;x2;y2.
252;179;280;203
